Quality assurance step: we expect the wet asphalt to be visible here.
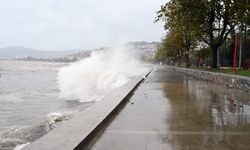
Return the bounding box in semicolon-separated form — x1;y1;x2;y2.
83;66;250;150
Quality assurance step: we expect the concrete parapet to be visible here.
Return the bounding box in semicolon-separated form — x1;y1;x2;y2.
23;69;152;150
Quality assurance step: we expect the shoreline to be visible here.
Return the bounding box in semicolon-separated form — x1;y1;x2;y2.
23;69;152;150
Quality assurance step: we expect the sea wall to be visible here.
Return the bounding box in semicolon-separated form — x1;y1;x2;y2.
23;69;152;150
170;66;250;92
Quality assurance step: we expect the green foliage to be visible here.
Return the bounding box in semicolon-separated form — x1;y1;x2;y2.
156;0;199;68
155;31;184;65
156;0;250;68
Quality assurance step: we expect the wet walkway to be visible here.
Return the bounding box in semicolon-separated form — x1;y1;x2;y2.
83;66;250;150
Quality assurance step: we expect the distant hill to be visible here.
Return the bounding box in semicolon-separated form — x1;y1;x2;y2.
125;41;159;61
69;41;159;61
0;42;159;62
0;46;81;59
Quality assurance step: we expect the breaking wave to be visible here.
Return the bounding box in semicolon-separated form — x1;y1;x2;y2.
57;47;147;102
13;143;30;150
45;111;76;130
0;111;75;150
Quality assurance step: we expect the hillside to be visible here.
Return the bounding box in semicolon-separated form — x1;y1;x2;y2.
0;42;159;62
0;46;81;59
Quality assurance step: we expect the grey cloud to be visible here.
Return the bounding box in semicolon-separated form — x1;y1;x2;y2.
0;0;165;50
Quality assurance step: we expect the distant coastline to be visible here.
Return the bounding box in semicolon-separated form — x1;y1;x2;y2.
0;41;159;63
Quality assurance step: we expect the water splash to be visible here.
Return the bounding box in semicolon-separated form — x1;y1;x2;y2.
57;47;147;102
46;111;75;130
13;143;30;150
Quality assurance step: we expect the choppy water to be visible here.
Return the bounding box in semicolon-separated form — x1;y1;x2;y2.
0;50;148;150
0;61;93;150
0;48;149;150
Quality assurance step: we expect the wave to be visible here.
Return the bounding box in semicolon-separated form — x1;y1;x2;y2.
45;111;76;130
0;111;76;150
57;47;147;102
13;143;30;150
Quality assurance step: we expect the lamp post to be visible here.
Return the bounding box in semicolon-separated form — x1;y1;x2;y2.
239;25;243;69
217;47;220;68
234;33;238;74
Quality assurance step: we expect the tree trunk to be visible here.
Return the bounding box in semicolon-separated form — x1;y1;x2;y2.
178;56;181;67
185;52;190;68
211;46;218;68
196;52;201;68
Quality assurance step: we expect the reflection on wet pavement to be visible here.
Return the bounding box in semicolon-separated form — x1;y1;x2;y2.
84;66;250;150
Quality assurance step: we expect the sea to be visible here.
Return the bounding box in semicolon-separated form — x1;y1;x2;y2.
0;48;148;150
0;60;94;150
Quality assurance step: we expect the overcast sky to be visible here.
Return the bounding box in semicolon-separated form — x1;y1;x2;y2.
0;0;166;50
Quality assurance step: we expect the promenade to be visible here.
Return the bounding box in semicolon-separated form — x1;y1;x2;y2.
83;66;250;150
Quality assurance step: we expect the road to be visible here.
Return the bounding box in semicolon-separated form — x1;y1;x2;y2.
82;66;250;150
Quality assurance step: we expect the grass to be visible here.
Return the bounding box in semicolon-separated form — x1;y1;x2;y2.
189;67;250;78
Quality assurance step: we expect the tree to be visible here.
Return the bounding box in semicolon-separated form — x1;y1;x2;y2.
155;31;185;66
195;46;211;67
156;0;250;68
156;0;198;67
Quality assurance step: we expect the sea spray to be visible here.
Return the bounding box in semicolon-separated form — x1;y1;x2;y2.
46;111;76;130
13;143;30;150
57;47;147;102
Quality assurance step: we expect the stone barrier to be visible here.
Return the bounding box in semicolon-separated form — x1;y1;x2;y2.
170;66;250;92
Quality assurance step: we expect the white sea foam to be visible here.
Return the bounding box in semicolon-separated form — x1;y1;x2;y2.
46;111;76;130
13;142;30;150
57;47;147;102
